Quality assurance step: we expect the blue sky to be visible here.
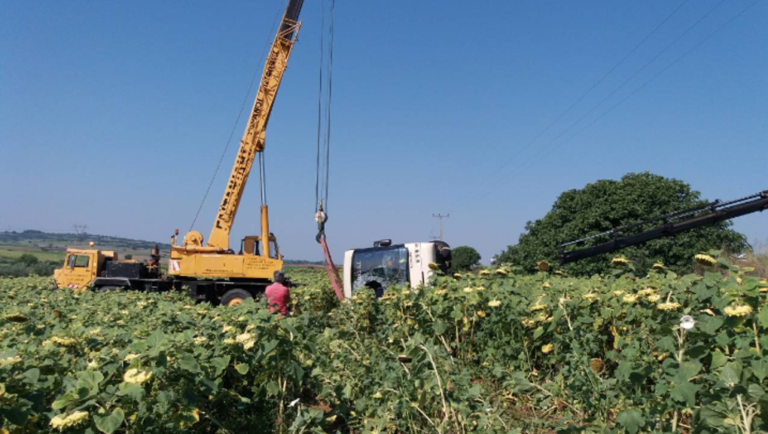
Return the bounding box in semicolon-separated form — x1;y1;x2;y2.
1;0;766;262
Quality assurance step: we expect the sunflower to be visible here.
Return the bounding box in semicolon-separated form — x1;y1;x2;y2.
611;256;628;266
723;304;752;317
694;254;717;267
657;302;681;311
236;332;256;350
50;411;89;431
622;294;638;304
123;353;140;362
541;343;554;354
488;300;502;308
123;368;153;385
537;261;550;272
589;358;604;374
700;308;716;316
637;288;656;297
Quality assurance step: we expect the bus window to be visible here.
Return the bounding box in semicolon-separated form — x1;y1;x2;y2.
351;246;409;295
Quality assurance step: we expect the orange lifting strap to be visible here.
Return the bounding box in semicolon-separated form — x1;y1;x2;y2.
319;233;344;301
316;206;343;300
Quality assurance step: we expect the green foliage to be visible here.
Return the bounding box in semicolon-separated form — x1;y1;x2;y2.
450;245;481;273
124;254;133;260
498;172;749;276
1;257;767;433
0;255;58;278
15;254;39;266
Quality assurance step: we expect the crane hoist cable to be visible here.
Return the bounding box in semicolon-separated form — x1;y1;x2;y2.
188;0;289;232
314;0;343;300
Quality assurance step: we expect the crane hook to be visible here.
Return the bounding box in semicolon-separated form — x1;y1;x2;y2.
315;201;328;243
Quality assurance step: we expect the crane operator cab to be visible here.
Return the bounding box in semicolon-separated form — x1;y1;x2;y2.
342;240;451;298
240;234;280;259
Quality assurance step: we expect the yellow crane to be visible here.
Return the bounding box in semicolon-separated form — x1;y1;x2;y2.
168;0;305;305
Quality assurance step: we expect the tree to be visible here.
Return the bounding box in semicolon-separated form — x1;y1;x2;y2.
497;172;749;276
450;246;481;273
124;254;133;260
15;253;39;266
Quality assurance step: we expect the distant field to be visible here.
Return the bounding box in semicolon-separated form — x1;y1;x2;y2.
0;246;65;262
0;231;325;268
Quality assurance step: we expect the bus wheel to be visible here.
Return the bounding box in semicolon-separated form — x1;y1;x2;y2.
221;288;252;307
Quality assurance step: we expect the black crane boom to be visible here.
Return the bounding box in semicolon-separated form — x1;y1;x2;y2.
558;190;768;265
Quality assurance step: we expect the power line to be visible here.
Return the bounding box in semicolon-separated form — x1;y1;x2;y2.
462;0;752;208
506;0;728;170
474;0;694;196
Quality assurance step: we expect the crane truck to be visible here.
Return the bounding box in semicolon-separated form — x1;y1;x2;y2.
54;0;305;305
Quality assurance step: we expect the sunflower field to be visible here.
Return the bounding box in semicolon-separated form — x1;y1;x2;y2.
1;254;767;433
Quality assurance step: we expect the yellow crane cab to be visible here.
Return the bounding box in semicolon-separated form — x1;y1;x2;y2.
53;248;116;290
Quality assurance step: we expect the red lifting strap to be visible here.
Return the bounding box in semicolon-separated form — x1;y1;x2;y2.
319;234;344;301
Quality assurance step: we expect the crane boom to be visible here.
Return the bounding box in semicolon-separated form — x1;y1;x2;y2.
558;190;768;265
208;0;304;251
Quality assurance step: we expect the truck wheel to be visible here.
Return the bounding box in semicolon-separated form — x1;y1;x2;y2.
221;288;252;307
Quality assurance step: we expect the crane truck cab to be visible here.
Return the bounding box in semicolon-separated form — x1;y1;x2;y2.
53;246;168;292
53;249;115;290
343;240;451;298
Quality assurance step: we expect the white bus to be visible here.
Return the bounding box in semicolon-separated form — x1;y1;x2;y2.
343;240;451;298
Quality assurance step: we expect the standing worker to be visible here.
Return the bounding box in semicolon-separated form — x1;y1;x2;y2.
265;270;291;316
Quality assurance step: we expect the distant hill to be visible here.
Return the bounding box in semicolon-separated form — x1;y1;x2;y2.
0;230;321;265
0;230;171;251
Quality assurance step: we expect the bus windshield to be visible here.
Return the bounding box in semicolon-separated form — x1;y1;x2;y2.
351;246;409;296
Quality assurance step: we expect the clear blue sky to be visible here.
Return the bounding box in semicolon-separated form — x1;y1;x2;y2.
1;0;766;262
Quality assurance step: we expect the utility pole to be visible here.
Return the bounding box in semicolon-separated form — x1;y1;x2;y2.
432;213;449;241
73;224;88;241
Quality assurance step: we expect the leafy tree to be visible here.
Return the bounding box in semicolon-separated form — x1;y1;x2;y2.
450;246;481;273
498;172;749;276
15;253;39;266
124;254;133;260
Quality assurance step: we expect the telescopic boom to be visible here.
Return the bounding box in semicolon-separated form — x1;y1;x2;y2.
558;190;768;265
207;0;305;254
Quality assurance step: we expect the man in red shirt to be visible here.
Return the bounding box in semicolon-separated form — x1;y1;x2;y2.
264;270;291;316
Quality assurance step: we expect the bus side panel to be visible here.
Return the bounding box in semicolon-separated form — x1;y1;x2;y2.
404;243;423;288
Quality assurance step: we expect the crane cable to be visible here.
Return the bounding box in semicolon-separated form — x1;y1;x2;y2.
315;0;335;221
188;0;289;233
313;0;343;300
